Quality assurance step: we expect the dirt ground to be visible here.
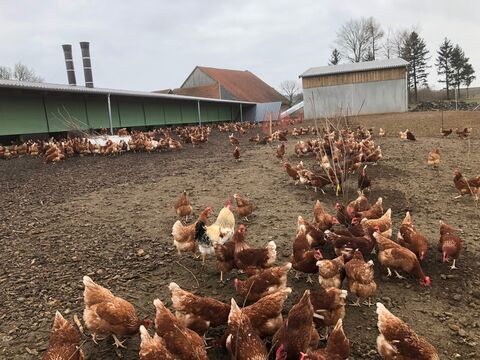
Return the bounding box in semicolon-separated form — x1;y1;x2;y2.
1;111;479;360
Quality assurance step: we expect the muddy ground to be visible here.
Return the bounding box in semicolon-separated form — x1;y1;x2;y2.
0;111;479;359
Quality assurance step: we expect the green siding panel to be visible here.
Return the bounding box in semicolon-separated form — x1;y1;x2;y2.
86;98;110;129
164;102;183;124
118;101;145;127
45;96;89;132
218;104;232;121
144;102;165;126
181;102;198;123
110;101;121;128
203;103;221;122
0;95;48;135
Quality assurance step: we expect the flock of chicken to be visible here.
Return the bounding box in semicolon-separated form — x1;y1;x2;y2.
0;122;259;163
35;120;476;360
43;186;457;360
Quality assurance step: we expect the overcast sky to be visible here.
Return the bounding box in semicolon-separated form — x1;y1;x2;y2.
1;0;478;92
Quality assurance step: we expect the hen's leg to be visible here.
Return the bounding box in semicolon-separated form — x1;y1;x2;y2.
386;268;392;277
294;270;300;280
219;271;224;282
450;259;458;270
363;297;374;307
394;270;405;280
306;274;314;284
112;334;126;348
350;297;361;307
202;254;206;266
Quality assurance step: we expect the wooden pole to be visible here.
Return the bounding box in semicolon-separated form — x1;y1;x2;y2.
269;112;272;135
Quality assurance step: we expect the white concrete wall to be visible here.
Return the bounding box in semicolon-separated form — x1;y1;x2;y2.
303;78;407;119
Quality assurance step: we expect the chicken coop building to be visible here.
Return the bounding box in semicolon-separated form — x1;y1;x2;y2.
159;66;287;122
299;58;409;119
0;79;256;138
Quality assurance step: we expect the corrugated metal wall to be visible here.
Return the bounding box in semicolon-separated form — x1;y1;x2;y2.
0;90;247;136
303;78;407;119
181;67;215;88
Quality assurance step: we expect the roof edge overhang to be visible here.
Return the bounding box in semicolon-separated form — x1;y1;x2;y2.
0;79;255;105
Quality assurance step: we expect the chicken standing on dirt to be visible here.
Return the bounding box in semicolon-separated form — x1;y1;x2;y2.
453;169;480;200
210;199;236;243
344;249;377;306
168;282;230;335
397;211;428;261
376;302;439;360
292;224;323;283
351;196;383;220
310;287;347;338
139;325;175;360
273;290;319;360
175;190;193;222
233;146;240;161
284;161;300;183
153;299;207;360
229;133;240;145
82;276;151;348
226;299;268;360
358;165;371;192
276;143;285;160
242;287;292;338
233;225;277;275
172;207;212;256
316;255;345;289
233;193;256;221
438;220;463;269
233;263;291;302
313;200;334;231
427;148;440;168
360;208;392;238
374;231;431;286
42;311;85;360
297;215;326;248
215;239;236;282
195;200;236;264
300;319;350;360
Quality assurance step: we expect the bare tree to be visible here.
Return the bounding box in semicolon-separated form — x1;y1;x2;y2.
334;18;371;62
392;29;410;57
13;62;43;82
383;28;409;59
365;17;384;60
280;80;300;107
382;28;394;59
0;66;12;80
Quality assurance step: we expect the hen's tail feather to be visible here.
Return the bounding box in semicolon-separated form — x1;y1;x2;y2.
171;220;185;240
83;276;114;305
53;311;68;330
266;241;277;265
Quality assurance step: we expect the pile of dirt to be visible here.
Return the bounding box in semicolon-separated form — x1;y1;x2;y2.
0;113;479;359
412;101;480;112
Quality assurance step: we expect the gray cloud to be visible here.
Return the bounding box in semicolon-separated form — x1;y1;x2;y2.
1;0;478;91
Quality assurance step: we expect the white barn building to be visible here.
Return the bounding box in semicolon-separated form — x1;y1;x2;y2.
299;58;409;119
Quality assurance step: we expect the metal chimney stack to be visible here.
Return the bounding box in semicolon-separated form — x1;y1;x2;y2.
80;41;94;88
61;44;76;86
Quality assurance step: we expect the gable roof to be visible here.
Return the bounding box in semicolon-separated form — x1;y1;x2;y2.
171;83;220;98
189;66;286;104
300;58;409;78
